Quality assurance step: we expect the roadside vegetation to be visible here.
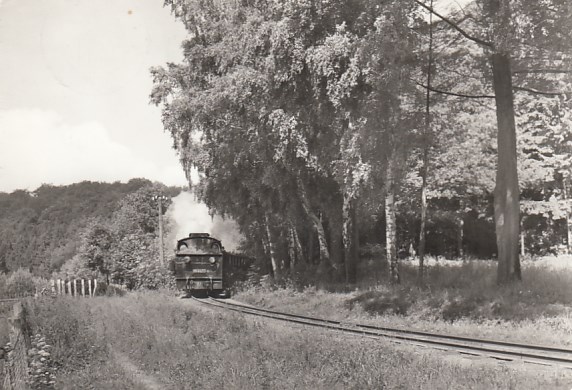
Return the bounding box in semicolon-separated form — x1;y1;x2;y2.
237;256;572;347
24;291;572;389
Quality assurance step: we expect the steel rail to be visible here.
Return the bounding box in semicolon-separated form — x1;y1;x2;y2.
213;298;572;354
193;297;572;369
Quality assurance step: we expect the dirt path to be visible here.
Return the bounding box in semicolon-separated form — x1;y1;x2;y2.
112;350;164;390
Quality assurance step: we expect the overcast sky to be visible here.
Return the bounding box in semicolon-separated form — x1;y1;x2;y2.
0;0;189;193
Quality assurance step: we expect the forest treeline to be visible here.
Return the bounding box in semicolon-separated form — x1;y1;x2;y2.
0;180;181;289
151;0;572;284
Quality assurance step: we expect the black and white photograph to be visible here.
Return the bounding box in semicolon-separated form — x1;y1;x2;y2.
1;0;572;388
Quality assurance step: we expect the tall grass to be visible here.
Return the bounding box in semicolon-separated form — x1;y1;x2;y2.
237;257;572;346
25;292;572;389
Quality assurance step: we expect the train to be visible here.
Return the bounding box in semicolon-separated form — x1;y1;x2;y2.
169;233;252;298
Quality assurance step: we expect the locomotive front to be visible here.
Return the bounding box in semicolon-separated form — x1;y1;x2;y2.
171;233;225;296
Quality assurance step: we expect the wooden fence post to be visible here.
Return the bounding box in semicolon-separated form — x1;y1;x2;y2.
6;302;30;389
45;278;98;298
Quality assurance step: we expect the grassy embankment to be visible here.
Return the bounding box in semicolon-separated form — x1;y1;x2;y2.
237;256;572;347
25;290;572;389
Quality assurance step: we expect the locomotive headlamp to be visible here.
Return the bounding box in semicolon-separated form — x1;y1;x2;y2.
209;257;216;264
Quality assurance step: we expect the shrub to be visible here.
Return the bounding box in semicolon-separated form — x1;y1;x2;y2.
347;289;411;316
5;268;38;296
56;255;96;280
93;282;127;297
440;297;479;322
133;261;174;290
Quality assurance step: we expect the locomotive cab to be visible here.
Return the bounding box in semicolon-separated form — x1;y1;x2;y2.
173;233;228;297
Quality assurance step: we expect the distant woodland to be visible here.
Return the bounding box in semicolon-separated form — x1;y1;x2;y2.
0;180;181;286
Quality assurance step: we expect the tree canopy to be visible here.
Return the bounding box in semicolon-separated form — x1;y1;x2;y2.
150;0;572;284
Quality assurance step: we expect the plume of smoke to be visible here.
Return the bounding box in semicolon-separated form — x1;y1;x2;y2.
165;191;243;252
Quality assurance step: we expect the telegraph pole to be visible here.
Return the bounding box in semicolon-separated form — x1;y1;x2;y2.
152;195;169;266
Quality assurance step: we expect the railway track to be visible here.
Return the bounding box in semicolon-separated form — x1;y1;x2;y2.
193;297;572;369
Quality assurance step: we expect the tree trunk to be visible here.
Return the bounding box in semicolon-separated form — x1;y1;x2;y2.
491;51;521;283
265;215;281;279
329;221;343;277
296;177;331;267
307;229;315;264
563;179;571;254
260;238;271;274
418;148;429;279
287;225;297;271
342;193;358;284
457;215;464;258
327;202;344;279
315;213;331;269
418;0;433;282
567;211;572;255
261;237;272;275
385;160;400;284
292;224;305;264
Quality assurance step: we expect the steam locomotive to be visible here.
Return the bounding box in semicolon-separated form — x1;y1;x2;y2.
169;233;251;298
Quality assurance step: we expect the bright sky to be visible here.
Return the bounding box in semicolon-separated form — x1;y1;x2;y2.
0;0;470;194
0;0;189;193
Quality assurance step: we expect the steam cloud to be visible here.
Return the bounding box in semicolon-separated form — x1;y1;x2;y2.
165;191;243;252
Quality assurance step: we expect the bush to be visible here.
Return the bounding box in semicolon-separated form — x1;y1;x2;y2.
4;268;48;297
56;255;96;281
347;289;411;316
133;262;174;290
93;282;127;297
440;297;479;322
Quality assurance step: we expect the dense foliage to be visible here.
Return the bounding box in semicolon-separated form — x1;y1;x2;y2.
151;0;572;284
0;180;180;289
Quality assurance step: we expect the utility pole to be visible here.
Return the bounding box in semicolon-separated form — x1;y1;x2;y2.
152;195;169;266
